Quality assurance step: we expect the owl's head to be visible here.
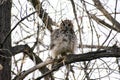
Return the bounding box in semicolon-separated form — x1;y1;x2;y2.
60;19;73;30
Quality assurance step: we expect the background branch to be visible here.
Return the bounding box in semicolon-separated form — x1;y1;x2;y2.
11;44;51;80
92;0;120;32
28;0;57;33
90;14;118;31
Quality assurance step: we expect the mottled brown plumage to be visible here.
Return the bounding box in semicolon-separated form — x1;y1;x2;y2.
50;19;77;59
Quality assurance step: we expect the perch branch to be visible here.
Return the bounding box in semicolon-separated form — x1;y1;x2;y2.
39;45;120;79
13;45;120;79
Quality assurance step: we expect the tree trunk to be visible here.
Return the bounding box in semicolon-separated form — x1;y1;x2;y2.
0;0;12;80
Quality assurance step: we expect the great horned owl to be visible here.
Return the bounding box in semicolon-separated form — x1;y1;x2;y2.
50;19;77;59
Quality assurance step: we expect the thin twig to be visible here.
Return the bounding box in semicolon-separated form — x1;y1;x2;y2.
1;11;37;47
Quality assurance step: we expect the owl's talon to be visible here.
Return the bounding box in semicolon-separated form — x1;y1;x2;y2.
61;56;67;66
62;59;66;66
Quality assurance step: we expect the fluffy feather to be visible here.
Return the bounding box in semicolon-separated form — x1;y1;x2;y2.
50;19;77;59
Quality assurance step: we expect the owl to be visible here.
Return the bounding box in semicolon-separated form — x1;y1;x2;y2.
50;19;77;59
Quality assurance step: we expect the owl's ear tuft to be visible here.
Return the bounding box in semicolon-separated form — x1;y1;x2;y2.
61;20;64;24
61;20;65;26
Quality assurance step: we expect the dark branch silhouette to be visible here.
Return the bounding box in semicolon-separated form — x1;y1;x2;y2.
10;44;120;79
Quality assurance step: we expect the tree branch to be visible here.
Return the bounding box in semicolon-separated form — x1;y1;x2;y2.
1;11;37;47
28;0;57;33
11;44;109;57
38;45;120;79
11;44;51;80
92;0;120;32
11;45;28;56
13;45;120;79
90;14;118;31
14;59;54;80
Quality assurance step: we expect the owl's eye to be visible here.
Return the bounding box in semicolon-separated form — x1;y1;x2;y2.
68;23;71;26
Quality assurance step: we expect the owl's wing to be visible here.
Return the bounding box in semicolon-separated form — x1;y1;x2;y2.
50;29;60;49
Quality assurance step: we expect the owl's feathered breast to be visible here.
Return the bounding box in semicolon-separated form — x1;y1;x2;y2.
50;27;77;58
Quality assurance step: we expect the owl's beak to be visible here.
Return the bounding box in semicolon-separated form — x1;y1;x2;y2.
64;25;69;30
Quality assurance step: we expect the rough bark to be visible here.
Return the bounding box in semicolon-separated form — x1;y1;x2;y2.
0;0;12;80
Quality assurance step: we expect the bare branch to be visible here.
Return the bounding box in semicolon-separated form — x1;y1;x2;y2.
39;45;120;79
92;0;120;32
1;11;37;47
14;59;54;80
11;44;51;80
90;14;118;31
11;45;28;56
28;0;57;33
13;45;120;79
